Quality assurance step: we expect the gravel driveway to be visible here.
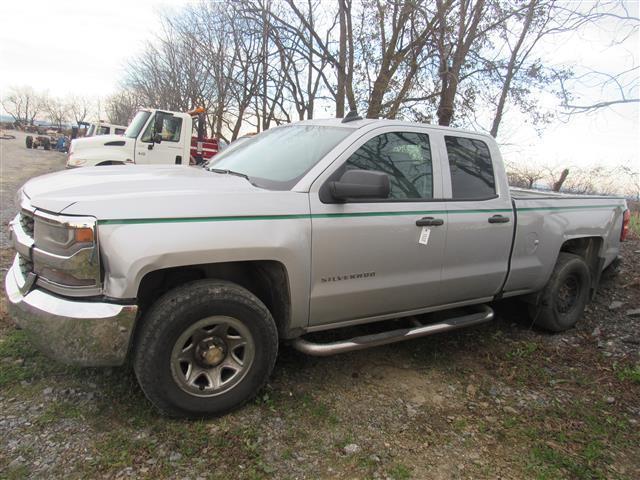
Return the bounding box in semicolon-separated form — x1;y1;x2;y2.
0;131;66;247
1;130;638;479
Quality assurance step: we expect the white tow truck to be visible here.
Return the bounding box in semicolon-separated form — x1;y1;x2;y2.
67;108;219;168
81;121;127;137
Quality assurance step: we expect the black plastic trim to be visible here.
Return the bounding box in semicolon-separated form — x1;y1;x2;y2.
494;199;518;301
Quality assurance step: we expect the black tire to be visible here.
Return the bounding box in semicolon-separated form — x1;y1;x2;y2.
529;252;591;332
25;136;33;148
43;139;50;150
133;279;278;418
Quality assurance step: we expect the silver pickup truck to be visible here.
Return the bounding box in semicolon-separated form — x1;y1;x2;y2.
6;117;630;417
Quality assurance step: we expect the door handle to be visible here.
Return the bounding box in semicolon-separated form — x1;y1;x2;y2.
488;215;510;224
416;217;444;227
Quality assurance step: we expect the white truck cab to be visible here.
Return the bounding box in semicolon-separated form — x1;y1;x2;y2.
67;109;218;168
86;122;127;137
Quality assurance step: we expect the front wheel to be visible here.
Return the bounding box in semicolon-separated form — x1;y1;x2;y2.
529;252;591;332
133;280;278;418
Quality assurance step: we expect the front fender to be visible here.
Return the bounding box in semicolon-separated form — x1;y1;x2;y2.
97;217;312;330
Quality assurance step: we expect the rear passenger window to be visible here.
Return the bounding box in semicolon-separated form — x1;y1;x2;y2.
344;132;433;200
445;136;495;199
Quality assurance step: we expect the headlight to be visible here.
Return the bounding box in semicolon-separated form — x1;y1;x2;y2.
34;216;94;256
67;156;87;167
33;213;101;294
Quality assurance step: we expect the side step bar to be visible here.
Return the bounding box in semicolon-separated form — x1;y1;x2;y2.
291;305;494;356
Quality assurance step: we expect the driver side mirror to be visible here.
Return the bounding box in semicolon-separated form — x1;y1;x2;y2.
329;169;390;201
152;132;162;144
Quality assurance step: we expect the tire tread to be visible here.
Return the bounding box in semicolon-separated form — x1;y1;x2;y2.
133;279;278;418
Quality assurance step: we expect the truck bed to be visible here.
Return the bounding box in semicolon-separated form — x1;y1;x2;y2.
502;191;627;297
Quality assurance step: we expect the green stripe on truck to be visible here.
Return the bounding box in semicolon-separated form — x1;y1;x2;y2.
96;204;620;226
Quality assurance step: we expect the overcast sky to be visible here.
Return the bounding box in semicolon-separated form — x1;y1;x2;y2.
1;0;638;182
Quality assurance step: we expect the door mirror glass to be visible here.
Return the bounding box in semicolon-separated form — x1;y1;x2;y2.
329;169;390;200
152;132;163;144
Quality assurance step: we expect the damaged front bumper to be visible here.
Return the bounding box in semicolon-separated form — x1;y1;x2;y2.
4;255;138;366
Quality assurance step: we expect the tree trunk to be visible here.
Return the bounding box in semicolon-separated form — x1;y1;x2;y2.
553;169;570;192
336;0;347;117
490;0;537;137
436;0;485;126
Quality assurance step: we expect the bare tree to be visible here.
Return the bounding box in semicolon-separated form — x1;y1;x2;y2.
44;96;69;129
117;0;638;151
1;86;44;126
552;168;570;192
434;0;488;126
560;67;640;114
558;1;639;116
67;95;95;126
505;161;548;189
105;91;140;126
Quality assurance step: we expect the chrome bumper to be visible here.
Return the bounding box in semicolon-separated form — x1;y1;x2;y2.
4;255;138;366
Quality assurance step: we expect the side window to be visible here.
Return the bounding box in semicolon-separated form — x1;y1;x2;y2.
445;136;495;199
141;115;183;143
344;132;433;200
115;128;125;135
97;126;110;135
161;116;182;142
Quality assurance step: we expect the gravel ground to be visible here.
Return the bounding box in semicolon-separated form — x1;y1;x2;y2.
0;129;638;479
0;131;66;246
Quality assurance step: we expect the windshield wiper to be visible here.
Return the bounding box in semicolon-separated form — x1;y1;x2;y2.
209;168;256;186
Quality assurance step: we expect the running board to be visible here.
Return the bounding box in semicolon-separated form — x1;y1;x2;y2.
291;305;494;356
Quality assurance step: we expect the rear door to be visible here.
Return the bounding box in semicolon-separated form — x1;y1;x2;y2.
308;127;448;327
135;113;186;165
435;132;513;304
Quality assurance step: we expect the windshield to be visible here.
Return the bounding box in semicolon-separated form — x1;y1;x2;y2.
124;111;152;139
208;125;352;190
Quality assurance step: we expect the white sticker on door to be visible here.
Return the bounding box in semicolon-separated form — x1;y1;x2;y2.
419;227;431;245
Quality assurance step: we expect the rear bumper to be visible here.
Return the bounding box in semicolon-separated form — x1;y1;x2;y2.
4;255;138;366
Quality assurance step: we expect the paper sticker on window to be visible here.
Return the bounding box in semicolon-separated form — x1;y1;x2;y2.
419;227;431;245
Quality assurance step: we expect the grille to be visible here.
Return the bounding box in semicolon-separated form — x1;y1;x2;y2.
19;210;35;238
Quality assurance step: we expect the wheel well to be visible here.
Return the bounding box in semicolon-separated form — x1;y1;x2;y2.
559;236;604;294
96;161;124;166
137;261;292;338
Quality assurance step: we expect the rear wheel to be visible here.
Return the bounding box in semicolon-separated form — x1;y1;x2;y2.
25;136;33;148
133;280;278;418
529;252;591;332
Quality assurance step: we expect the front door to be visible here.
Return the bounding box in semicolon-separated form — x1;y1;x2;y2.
308;128;448;327
135;113;185;165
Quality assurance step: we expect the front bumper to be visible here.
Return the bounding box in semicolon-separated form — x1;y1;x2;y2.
5;255;138;366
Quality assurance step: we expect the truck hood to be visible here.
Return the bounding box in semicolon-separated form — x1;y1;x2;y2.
23;165;287;218
69;135;135;166
72;134;132;151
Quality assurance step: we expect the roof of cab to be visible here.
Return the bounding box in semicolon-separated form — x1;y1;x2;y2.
289;117;491;139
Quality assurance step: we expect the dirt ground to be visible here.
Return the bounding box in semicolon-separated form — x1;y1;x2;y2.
0;130;67;246
0;130;638;480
